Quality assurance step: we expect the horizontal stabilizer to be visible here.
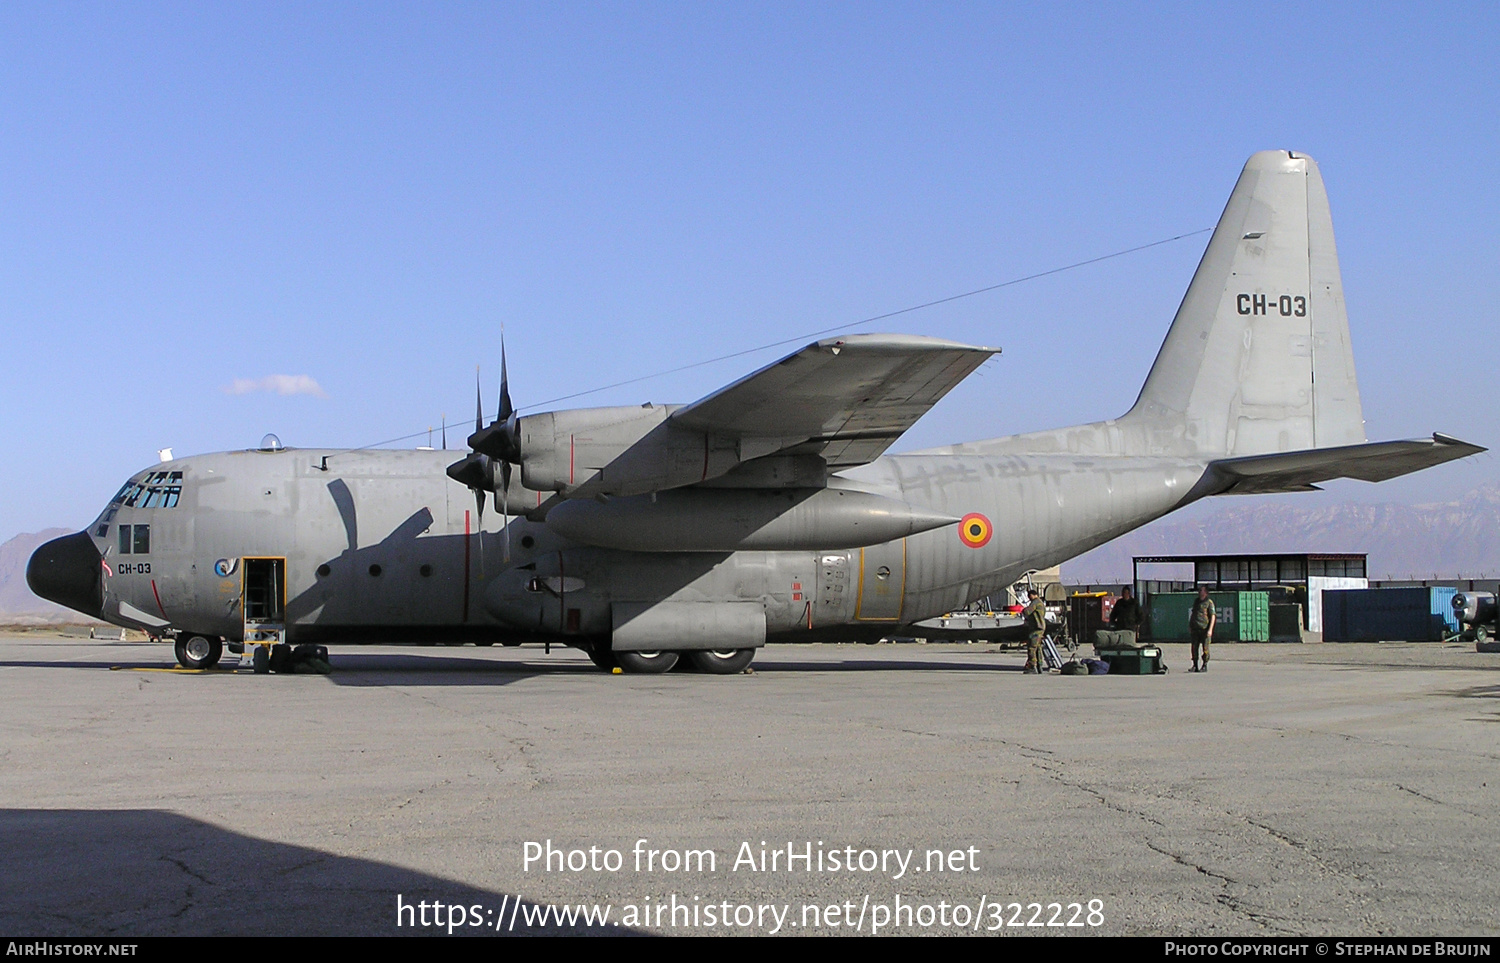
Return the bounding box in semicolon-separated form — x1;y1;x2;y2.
1203;434;1485;495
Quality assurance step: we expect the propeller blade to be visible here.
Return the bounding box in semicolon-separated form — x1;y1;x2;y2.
470;341;520;461
500;460;512;563
498;332;513;423
475;487;486;577
475;366;484;434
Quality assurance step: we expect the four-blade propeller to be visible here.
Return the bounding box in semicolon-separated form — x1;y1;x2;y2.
445;339;522;565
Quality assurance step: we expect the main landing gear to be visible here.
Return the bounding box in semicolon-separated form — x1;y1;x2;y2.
685;649;756;674
583;644;756;675
613;650;680;674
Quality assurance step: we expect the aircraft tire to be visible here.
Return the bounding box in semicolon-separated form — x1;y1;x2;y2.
686;648;755;674
252;646;270;674
613;650;679;674
175;635;223;670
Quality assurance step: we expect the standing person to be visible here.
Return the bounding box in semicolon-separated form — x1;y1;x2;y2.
1189;586;1216;672
1109;585;1142;643
1023;592;1048;674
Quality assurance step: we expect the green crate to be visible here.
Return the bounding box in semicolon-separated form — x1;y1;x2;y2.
1098;647;1161;674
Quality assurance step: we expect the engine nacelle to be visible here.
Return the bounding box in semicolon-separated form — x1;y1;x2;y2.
518;405;745;495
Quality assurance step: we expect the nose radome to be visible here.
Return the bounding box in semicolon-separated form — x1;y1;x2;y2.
26;531;104;618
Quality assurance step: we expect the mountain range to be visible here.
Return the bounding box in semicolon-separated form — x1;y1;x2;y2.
1062;482;1500;582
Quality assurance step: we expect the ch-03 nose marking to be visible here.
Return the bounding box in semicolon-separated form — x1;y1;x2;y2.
25;151;1486;676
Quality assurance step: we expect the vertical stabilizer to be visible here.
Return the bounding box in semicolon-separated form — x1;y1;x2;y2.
1126;151;1365;457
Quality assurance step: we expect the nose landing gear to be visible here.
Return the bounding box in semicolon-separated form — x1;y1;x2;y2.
174;635;223;670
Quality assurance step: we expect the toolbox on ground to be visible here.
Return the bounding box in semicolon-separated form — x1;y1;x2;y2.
1097;646;1162;674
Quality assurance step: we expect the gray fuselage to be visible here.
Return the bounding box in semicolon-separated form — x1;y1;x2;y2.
83;440;1203;645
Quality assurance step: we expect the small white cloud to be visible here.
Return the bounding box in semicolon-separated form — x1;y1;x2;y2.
224;374;328;398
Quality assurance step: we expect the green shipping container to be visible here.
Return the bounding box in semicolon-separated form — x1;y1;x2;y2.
1146;591;1271;642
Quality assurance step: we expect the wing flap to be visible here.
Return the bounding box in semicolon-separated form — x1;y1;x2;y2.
671;334;998;468
1206;433;1485;495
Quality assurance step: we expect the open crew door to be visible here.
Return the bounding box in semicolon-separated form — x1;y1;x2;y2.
242;557;286;645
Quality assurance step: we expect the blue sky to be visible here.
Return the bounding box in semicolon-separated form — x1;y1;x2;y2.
2;3;1497;542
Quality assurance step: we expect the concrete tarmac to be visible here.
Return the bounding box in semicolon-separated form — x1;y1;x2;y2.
1;634;1496;937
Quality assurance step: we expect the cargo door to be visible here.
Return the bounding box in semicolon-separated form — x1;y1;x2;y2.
855;539;905;622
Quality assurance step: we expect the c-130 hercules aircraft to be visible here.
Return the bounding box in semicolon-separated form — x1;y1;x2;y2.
28;151;1484;674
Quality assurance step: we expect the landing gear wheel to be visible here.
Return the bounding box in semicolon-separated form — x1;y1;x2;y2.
585;645;619;671
613;650;679;674
686;649;755;674
1476;624;1488;643
174;635;222;670
252;646;270;674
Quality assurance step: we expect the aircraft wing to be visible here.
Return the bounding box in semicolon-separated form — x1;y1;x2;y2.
670;334;1000;469
1203;434;1486;495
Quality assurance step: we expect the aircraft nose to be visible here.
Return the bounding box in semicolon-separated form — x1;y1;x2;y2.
27;531;104;618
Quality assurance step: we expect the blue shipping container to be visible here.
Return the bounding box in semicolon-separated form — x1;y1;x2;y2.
1321;587;1459;642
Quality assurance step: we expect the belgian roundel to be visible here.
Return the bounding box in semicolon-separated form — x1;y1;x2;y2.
958;513;992;549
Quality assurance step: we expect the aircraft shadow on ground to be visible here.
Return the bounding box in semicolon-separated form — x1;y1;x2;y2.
323;651;1028;683
322;651;596;687
0;654;582;687
752;656;1021;673
0;649;1029;686
0;808;640;936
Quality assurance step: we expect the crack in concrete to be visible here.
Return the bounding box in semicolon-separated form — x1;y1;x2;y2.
1242;722;1500;764
1211;892;1300;933
1144;839;1238;886
1238;815;1373;886
276;855;329;876
394;778;453;811
159;855;213;886
1243;818;1317;858
1395;783;1486;819
1143;838;1302;932
940;731;1338;935
1024;756;1170;830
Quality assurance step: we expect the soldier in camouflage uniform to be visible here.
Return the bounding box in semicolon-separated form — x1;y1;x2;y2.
1189;586;1216;673
1023;592;1048;674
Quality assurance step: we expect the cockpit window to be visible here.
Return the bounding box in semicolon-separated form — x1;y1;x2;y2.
139;486;181;508
93;507;117;538
113;471;183;509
